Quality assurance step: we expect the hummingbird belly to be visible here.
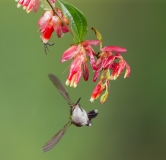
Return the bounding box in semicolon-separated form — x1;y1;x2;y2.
72;107;88;126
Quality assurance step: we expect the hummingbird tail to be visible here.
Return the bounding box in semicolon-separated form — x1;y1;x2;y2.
87;109;98;121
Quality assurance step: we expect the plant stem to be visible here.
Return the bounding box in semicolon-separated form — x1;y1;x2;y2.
46;0;73;36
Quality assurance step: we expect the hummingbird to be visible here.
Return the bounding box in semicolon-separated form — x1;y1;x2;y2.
42;74;98;152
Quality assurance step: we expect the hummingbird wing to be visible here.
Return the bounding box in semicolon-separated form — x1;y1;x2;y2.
48;74;73;105
42;121;71;152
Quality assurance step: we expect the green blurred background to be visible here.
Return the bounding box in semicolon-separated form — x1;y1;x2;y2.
0;0;166;160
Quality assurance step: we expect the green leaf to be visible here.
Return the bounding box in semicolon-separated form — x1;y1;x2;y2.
40;0;54;11
58;0;88;43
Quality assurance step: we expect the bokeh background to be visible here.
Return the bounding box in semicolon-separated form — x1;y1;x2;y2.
0;0;166;160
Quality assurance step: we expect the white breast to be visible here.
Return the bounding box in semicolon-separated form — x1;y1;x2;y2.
72;107;88;126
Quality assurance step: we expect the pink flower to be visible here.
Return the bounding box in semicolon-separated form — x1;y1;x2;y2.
16;0;40;13
90;46;130;103
90;73;109;104
90;81;103;102
61;40;100;87
93;46;130;82
110;60;130;80
38;10;69;44
16;0;56;13
101;46;127;53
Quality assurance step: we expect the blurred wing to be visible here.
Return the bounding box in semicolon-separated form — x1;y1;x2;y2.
42;122;71;152
48;74;73;105
42;128;67;152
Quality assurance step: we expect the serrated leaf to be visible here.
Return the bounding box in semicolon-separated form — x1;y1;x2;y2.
40;0;54;11
58;0;88;43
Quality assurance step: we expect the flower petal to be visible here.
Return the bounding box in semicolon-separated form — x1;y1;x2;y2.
52;16;63;38
101;46;127;54
86;46;97;70
26;0;35;13
74;68;82;87
124;63;130;78
61;45;79;62
83;40;100;46
90;82;103;101
16;0;41;13
33;0;40;12
40;24;54;44
55;25;63;38
38;11;53;27
62;26;69;33
102;55;115;69
112;65;120;80
82;62;89;81
117;61;126;75
67;56;83;81
110;62;117;70
93;66;101;82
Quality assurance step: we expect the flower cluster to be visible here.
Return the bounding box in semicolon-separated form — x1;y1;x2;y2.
61;40;100;87
90;46;130;103
38;9;69;44
16;0;68;45
15;0;131;104
15;0;56;13
62;43;130;103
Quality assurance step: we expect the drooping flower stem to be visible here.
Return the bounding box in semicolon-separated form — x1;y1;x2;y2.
46;0;73;36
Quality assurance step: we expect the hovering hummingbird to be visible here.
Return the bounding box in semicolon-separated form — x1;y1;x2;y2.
42;74;98;152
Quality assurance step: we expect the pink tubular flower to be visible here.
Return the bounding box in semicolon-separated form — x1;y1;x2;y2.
16;0;56;13
90;81;103;102
93;46;130;82
101;46;127;53
90;45;130;103
38;9;69;44
16;0;40;13
90;71;109;103
61;40;100;87
110;60;130;80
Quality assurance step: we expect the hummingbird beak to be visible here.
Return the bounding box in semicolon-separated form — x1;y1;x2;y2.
76;97;81;105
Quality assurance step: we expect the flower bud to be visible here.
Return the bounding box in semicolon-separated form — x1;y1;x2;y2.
90;82;103;102
100;90;109;104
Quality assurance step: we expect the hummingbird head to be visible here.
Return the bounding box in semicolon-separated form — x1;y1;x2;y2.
70;97;82;114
